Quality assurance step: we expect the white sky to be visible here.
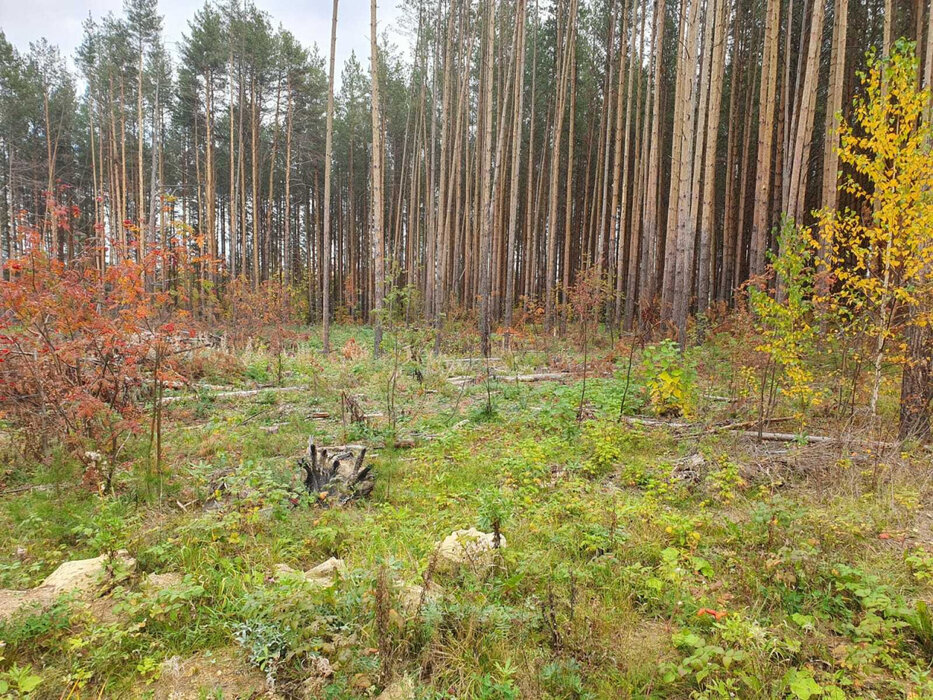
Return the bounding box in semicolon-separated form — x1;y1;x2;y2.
0;0;409;86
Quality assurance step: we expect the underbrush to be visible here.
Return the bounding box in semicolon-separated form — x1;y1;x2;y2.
0;325;929;699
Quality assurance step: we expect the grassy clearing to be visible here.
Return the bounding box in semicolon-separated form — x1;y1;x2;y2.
0;325;931;699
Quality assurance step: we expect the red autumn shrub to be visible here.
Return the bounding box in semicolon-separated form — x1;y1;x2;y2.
0;230;192;475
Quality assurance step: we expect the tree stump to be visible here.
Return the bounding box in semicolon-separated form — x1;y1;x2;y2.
298;438;373;504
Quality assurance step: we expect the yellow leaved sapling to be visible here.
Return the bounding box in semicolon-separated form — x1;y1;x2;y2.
816;40;933;440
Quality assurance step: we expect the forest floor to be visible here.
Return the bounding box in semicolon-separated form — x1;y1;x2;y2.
0;324;932;699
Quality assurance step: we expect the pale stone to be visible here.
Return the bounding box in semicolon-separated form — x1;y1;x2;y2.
398;581;443;613
435;528;505;572
0;550;136;620
142;572;185;593
377;675;415;700
304;557;346;587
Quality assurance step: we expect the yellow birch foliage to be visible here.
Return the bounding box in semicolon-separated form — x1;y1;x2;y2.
816;41;933;409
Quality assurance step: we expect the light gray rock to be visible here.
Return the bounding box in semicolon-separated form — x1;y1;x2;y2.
142;572;185;594
304;557;346;587
398;581;443;613
377;675;415;700
274;563;298;577
42;551;134;594
0;550;136;620
435;528;505;573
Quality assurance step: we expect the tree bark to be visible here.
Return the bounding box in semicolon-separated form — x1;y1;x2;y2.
697;0;728;316
371;0;385;357
504;0;527;345
750;0;780;277
322;0;338;353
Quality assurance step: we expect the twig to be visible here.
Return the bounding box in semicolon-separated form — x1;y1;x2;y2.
0;484;54;496
237;408;274;427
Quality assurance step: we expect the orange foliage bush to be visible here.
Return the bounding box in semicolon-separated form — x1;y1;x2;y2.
0;229;193;468
342;337;366;360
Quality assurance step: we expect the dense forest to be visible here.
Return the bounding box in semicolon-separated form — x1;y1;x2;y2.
1;0;928;339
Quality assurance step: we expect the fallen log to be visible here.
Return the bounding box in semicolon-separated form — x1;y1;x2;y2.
448;372;570;387
499;372;570;383
446;357;502;364
619;415;898;449
161;385;305;405
714;416;795;431
737;430;833;444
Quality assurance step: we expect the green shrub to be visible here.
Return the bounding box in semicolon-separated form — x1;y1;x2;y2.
640;340;697;417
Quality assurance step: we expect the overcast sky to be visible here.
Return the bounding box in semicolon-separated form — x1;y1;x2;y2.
0;0;409;87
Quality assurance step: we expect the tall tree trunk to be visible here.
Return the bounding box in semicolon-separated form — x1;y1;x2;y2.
229;49;238;279
671;0;703;345
786;0;825;222
522;0;539;304
238;67;247;280
137;47;146;265
612;0;636;328
750;0;780;277
148;80;161;263
322;0;338;353
562;41;578;324
371;0;385;357
545;0;578;332
503;1;526;345
623;0;647;329
433;0;457;352
478;0;496;356
595;2;617;280
250;75;260;286
43;86;57;258
283;82;293;285
697;0;728;316
820;0;848;222
641;0;666;318
205;70;216;288
661;0;691;321
265;76;282;280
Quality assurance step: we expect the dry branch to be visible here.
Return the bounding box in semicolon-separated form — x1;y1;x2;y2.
619;415;899;449
499;372;570;383
448;372;570;387
161;385;305;405
446;357;502;364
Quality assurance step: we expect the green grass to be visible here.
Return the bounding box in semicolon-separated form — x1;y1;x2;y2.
0;325;930;699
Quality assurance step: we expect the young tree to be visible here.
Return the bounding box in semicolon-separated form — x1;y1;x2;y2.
817;42;933;439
